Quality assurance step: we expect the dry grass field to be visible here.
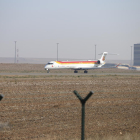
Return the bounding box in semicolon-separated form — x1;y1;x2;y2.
0;63;140;140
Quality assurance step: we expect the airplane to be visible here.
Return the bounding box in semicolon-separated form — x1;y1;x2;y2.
117;64;137;70
44;52;108;73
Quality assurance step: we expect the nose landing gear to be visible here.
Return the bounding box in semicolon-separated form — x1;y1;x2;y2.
84;70;88;73
46;69;50;73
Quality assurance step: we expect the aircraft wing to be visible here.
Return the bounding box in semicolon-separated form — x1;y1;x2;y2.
72;67;108;70
72;63;117;70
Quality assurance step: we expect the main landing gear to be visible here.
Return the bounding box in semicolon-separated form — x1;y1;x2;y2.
84;70;88;73
74;70;78;73
74;70;88;73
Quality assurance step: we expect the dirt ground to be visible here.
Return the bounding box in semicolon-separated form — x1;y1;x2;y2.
0;63;140;140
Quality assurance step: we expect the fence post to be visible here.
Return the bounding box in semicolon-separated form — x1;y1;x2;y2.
0;94;4;101
73;90;93;140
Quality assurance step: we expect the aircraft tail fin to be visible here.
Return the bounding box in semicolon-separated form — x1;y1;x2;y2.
99;52;108;62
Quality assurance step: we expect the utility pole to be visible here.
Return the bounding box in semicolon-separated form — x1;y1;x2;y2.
15;41;16;63
17;48;19;63
57;43;59;61
95;44;96;60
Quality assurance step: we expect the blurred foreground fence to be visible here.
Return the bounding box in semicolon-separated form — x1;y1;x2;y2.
73;90;93;140
0;94;4;101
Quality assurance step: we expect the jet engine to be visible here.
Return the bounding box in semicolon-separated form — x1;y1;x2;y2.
97;60;100;64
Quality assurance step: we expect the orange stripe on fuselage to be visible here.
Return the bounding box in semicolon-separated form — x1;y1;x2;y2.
56;61;97;65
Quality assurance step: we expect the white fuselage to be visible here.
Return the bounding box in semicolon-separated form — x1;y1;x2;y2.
45;60;101;70
44;52;108;73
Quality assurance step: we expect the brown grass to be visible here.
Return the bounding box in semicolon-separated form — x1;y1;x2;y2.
0;63;140;140
33;133;140;140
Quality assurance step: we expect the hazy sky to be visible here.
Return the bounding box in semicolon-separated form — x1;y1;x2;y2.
0;0;140;60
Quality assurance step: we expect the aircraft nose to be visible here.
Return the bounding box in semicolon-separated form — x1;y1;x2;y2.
44;65;48;70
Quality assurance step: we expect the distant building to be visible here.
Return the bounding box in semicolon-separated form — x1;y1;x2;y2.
134;44;140;66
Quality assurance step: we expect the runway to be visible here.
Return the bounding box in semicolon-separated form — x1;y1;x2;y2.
0;72;140;76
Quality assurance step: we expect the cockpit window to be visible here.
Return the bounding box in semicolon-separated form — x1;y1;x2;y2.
47;63;53;65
